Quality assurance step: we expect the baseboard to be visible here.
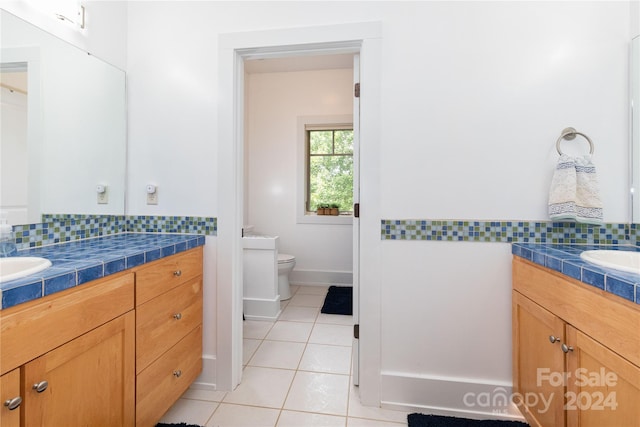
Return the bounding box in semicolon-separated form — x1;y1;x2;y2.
289;269;352;286
380;372;526;421
192;354;217;391
243;296;281;321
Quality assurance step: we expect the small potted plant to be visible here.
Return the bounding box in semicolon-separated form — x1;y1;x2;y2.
329;203;340;216
316;203;330;215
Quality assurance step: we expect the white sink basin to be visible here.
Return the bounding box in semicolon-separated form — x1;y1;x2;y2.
0;257;52;283
580;250;640;274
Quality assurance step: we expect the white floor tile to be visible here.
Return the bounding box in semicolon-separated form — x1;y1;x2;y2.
316;313;354;326
248;340;306;369
243;320;274;339
299;344;352;375
223;366;295;408
265;321;314;342
207;403;280;427
158;397;218;426
243;338;262;365
284;371;350;416
277;410;347;427
279;305;320;322
347;417;406;427
309;323;353;346
288;293;326;308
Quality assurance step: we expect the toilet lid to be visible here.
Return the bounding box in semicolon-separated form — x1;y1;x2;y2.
278;253;295;263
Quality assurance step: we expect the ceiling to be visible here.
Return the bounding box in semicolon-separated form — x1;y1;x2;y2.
244;53;354;74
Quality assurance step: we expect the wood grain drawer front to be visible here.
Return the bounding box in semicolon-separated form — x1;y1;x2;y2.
135;247;203;306
1;273;134;375
1;368;21;427
136;277;203;372
136;324;202;427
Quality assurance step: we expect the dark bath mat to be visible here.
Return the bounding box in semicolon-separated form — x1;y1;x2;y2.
407;413;528;427
320;285;352;315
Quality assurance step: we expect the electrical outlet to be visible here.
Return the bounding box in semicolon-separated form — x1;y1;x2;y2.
97;191;108;204
146;190;158;205
96;185;108;204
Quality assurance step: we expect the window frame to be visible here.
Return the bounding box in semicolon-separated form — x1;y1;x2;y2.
296;115;354;225
305;125;354;214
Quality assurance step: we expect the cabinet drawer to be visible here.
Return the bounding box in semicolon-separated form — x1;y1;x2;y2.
1;273;134;375
136;247;203;306
136;277;203;372
136;324;202;427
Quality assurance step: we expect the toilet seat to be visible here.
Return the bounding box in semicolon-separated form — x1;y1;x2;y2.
278;253;295;264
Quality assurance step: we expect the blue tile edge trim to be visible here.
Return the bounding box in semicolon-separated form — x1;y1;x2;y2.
512;243;639;305
11;214;217;249
1;233;206;309
381;219;629;245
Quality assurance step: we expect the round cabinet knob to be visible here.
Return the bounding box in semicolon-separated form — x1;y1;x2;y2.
173;370;182;378
561;344;574;353
173;270;182;277
4;396;22;411
549;335;561;344
32;380;48;393
173;313;182;320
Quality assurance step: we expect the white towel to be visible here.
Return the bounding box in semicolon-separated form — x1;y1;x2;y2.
548;154;603;225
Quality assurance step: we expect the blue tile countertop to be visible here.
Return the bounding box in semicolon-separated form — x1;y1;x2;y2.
512;243;640;306
0;233;205;310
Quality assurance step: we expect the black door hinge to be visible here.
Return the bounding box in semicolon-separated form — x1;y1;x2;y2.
354;324;359;339
354;203;360;218
354;83;360;98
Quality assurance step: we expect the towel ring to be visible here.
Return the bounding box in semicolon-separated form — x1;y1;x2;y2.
556;127;594;156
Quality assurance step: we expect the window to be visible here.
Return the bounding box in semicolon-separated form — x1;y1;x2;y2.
306;125;354;214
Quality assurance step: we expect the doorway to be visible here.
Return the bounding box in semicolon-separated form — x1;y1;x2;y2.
217;22;382;406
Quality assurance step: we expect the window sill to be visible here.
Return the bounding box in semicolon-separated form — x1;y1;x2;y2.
296;214;353;225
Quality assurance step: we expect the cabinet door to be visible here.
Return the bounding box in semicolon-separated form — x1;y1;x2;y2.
22;311;135;427
0;369;21;427
513;291;566;427
565;326;640;427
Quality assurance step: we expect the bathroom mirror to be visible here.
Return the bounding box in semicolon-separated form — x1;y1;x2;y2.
0;10;126;225
632;36;640;223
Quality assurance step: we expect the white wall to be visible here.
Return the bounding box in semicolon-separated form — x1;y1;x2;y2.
126;0;632;416
245;68;353;283
0;1;127;70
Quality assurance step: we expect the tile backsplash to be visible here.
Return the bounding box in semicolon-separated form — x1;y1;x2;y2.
381;219;634;245
13;214;216;249
10;215;640;249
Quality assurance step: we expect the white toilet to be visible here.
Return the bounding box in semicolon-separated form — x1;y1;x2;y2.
277;253;296;300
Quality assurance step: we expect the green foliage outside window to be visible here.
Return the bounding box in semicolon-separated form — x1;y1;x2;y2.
308;129;353;213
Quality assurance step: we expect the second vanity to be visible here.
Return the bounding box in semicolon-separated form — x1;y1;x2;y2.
0;233;204;427
512;244;640;427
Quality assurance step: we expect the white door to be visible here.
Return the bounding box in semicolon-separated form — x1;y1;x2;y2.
352;53;360;386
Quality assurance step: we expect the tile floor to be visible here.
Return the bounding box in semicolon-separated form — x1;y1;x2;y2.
158;285;410;427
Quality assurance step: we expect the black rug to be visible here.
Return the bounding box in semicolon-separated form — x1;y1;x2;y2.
156;423;202;427
320;286;353;315
408;414;528;427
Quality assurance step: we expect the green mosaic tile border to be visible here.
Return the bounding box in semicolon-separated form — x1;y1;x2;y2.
12;214;217;249
381;220;629;245
127;215;216;234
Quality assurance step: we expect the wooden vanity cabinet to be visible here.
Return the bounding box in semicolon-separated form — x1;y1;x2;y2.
0;246;204;427
135;247;203;427
513;257;640;427
0;272;136;427
0;369;21;427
